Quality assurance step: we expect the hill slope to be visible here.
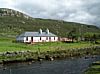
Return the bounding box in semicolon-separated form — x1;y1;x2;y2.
0;8;100;38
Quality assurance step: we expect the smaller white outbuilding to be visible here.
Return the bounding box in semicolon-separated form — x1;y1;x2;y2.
16;29;58;43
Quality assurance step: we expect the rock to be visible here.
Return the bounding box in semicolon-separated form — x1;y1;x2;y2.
45;55;50;60
28;62;32;65
85;56;89;59
3;67;7;70
38;57;43;61
50;57;54;61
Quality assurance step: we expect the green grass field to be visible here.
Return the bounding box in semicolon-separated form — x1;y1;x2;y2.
0;38;100;64
0;38;99;53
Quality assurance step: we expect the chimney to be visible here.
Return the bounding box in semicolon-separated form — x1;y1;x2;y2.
39;29;42;34
46;28;49;34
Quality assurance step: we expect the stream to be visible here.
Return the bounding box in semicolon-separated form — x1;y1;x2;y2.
0;55;100;74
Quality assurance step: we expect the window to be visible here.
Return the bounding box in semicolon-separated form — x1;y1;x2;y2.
46;37;48;40
40;37;41;40
31;37;33;42
26;37;28;41
54;37;55;40
49;37;51;40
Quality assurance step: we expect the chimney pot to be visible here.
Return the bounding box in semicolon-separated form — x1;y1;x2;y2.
46;28;49;34
39;29;42;34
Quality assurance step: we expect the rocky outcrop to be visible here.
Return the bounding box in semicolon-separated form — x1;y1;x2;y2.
0;8;30;19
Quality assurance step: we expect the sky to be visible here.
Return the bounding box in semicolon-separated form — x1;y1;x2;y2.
0;0;100;27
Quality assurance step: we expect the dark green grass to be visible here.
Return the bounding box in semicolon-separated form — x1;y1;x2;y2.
85;61;100;74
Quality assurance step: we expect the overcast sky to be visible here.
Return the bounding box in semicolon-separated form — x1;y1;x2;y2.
0;0;100;27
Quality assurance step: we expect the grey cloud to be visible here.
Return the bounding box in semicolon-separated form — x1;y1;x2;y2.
0;0;100;27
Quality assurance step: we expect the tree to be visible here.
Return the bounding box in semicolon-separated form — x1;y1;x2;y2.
92;34;96;43
83;33;99;43
67;28;78;42
0;10;3;13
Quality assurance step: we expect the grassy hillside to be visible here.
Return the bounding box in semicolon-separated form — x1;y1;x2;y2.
0;8;100;38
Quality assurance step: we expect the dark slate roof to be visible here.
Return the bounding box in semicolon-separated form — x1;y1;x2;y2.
18;32;57;37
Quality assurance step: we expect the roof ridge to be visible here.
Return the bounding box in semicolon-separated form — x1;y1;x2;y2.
19;31;57;37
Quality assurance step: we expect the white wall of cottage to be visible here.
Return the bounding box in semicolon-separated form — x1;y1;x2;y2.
24;36;58;42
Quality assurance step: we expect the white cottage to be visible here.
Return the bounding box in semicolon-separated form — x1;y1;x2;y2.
16;29;58;43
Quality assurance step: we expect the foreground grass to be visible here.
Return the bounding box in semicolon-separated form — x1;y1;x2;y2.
85;61;100;74
0;40;99;53
0;39;100;63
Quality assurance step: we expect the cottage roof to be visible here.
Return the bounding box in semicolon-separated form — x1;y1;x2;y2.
18;32;57;37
